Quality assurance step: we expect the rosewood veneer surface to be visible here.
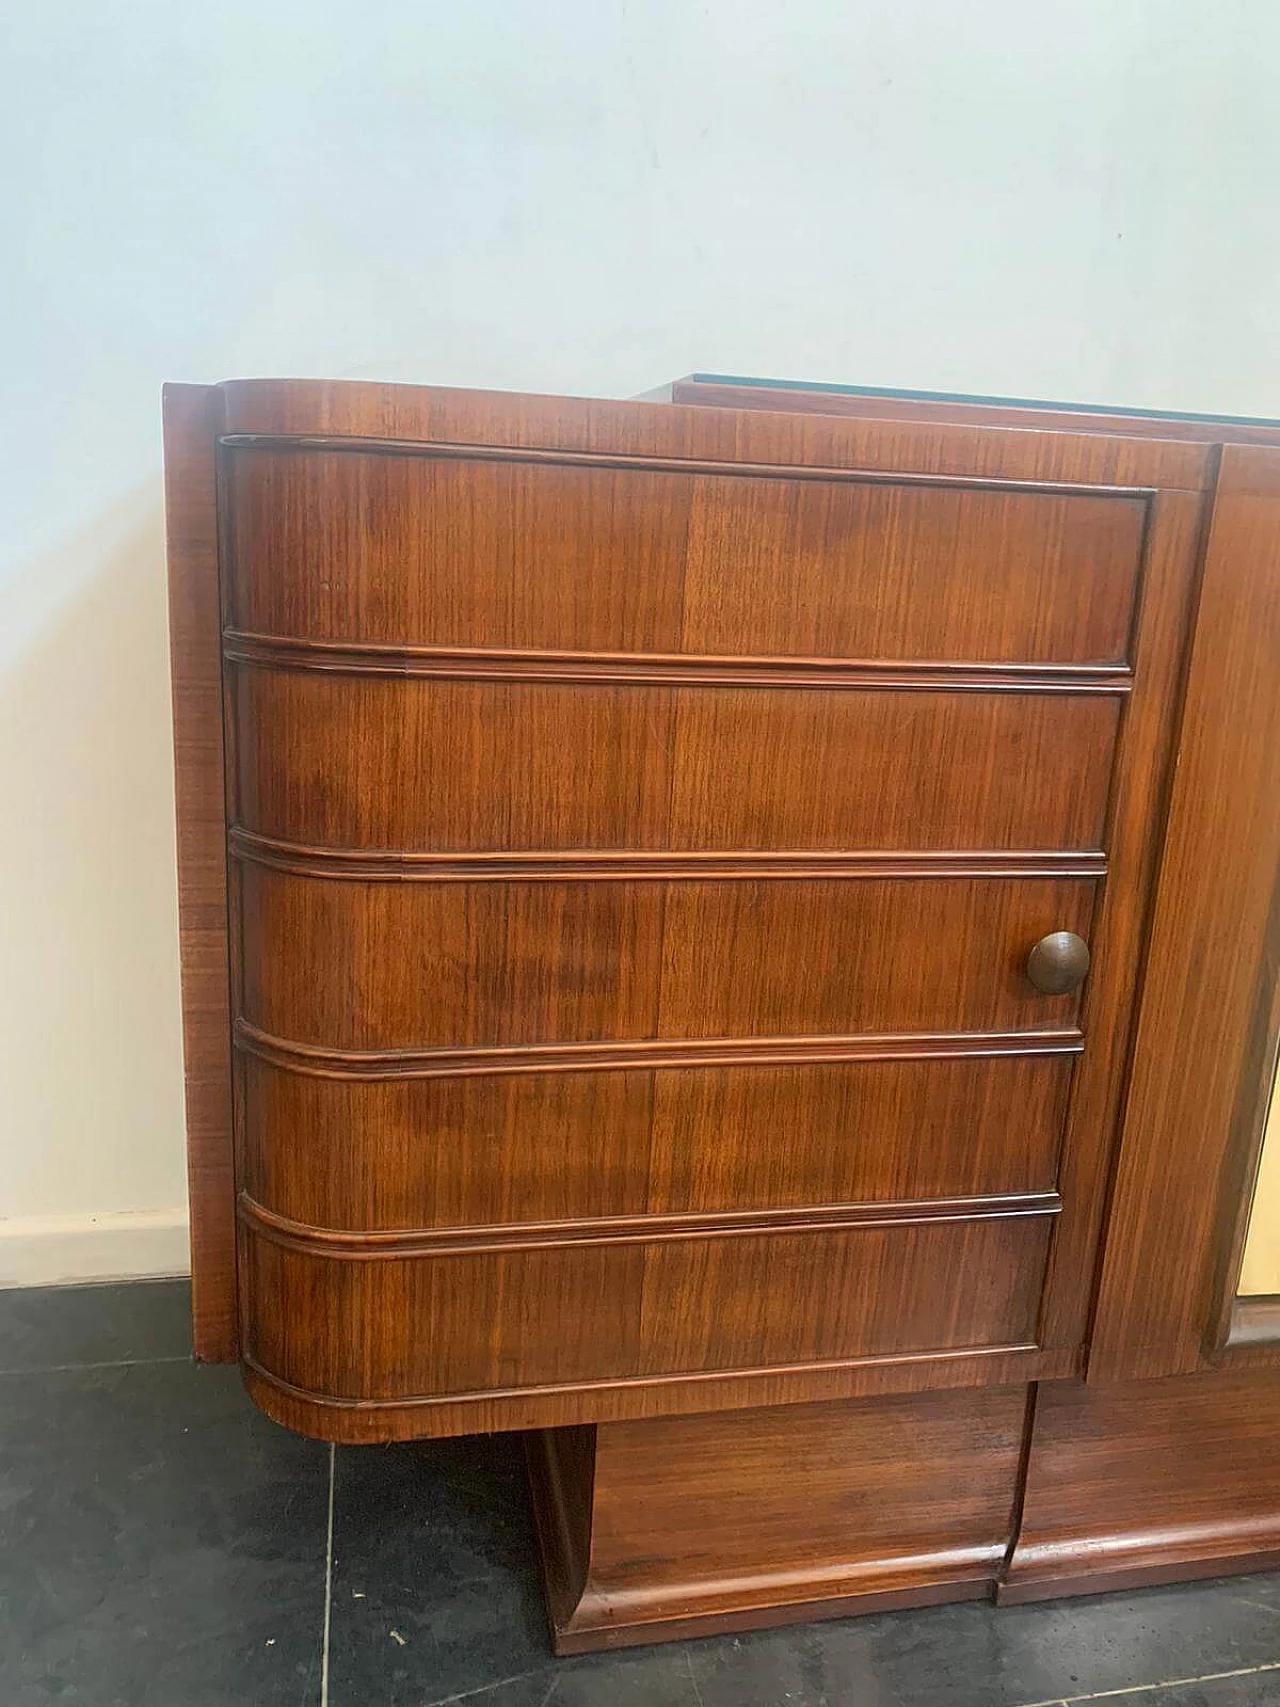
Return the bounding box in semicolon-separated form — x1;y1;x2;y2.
164;374;1280;1648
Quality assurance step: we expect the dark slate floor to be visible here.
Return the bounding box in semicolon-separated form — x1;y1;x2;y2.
4;1282;1280;1706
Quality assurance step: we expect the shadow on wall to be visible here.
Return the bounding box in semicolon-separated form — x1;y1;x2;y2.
0;485;188;1238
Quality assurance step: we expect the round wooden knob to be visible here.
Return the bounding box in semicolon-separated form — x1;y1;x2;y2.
1026;931;1091;995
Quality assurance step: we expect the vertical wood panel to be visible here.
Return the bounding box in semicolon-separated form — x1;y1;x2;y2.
1037;488;1210;1355
1090;448;1280;1379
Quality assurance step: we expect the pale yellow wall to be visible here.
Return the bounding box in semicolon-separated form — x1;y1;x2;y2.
6;0;1280;1281
1239;1064;1280;1296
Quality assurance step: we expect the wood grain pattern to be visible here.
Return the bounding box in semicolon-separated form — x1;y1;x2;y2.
238;867;662;1050
646;1055;1072;1210
239;1190;1062;1256
679;476;1145;665
1089;447;1280;1379
660;879;1095;1040
245;1341;1067;1444
225;445;1146;664
230;669;1121;853
240;1052;1073;1232
661;370;1213;1373
1036;487;1210;1356
217;379;1213;490
526;1361;1280;1652
666;688;1117;853
530;1388;1028;1652
162;383;236;1361
241;1058;649;1229
162;376;1211;1440
240;1211;1050;1403
1004;1367;1280;1601
237;867;1096;1049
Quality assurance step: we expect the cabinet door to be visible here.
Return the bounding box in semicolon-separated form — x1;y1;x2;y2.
167;380;1212;1435
1090;446;1280;1380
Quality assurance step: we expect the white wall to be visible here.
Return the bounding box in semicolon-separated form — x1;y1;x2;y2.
4;0;1280;1283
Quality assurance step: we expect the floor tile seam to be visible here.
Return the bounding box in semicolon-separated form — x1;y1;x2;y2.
0;1354;192;1377
415;1667;553;1706
320;1443;335;1707
1016;1653;1280;1706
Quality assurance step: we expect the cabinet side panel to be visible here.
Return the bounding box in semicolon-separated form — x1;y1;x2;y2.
163;382;236;1360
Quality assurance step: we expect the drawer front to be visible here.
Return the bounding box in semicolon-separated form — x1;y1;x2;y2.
237;865;1096;1050
240;1052;1076;1233
242;1211;1051;1402
227;448;1145;664
231;669;1120;854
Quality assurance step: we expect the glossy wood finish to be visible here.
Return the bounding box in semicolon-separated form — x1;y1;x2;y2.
670;378;1280;1376
240;1051;1073;1232
1004;1367;1280;1601
244;1211;1050;1406
163;382;236;1361
247;1344;1069;1446
529;1362;1280;1651
238;869;1096;1048
1089;447;1280;1379
529;1388;1029;1652
225;444;1147;663
165;377;1215;1439
230;669;1123;852
162;374;1280;1652
217;379;1211;487
597;381;1280;1641
666;370;1223;1376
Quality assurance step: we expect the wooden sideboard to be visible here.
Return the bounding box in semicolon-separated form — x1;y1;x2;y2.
164;375;1280;1651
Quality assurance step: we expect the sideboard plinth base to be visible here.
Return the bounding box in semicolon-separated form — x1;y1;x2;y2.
526;1387;1027;1654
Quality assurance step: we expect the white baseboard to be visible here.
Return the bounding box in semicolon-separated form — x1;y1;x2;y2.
0;1209;191;1288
